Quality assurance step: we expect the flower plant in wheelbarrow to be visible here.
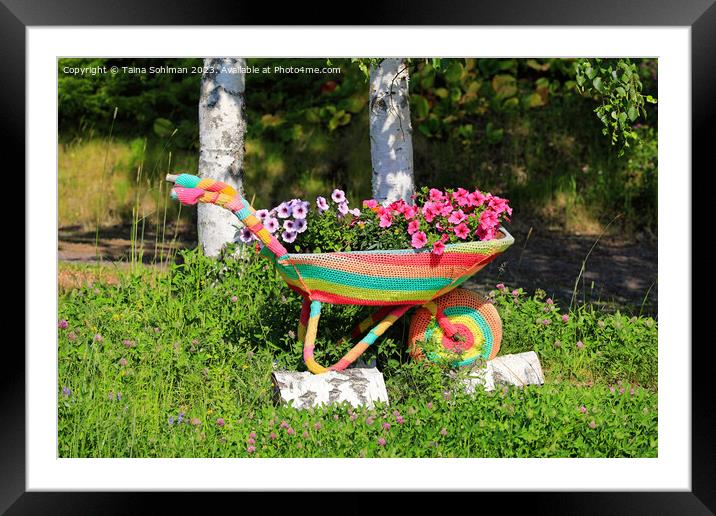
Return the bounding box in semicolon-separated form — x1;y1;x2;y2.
169;174;514;372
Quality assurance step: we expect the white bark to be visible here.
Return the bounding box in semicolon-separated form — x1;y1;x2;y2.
197;57;247;257
272;368;389;410
369;58;415;204
460;351;545;393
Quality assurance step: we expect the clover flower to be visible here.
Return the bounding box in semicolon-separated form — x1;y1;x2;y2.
58;319;69;329
377;437;387;447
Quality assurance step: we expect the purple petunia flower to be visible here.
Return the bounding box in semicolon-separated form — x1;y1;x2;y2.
292;203;308;219
331;189;346;204
239;227;254;243
294;219;307;233
276;203;292;218
283;219;295;231
350;208;361;217
264;217;279;234
316;196;329;212
255;209;270;220
282;230;297;244
337;202;349;216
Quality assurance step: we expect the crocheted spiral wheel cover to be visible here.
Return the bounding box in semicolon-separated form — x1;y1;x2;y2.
408;288;502;367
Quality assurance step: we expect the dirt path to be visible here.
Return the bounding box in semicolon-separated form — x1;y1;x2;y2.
59;220;658;316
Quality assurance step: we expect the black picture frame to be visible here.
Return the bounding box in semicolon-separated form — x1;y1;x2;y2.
7;0;710;513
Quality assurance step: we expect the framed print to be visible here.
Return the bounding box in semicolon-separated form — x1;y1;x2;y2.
8;0;710;513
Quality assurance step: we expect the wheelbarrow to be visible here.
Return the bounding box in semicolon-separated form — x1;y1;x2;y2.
166;173;514;374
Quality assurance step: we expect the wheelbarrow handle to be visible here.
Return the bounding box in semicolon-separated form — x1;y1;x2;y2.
165;173;289;258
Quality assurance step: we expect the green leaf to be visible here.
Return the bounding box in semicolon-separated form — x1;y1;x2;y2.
592;77;604;93
627;106;638;122
152;117;174;138
413;95;430;119
491;74;517;98
445;62;464;83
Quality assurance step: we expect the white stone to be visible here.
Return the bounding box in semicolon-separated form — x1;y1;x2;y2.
272;368;389;410
463;351;545;393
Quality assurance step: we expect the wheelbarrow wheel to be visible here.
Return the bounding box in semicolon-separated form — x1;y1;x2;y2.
408;288;502;367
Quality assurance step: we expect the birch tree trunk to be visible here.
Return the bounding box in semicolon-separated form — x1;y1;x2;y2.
369;58;415;204
197;57;247;257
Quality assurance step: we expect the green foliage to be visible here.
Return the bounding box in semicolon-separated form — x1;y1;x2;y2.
575;58;657;156
58;252;657;457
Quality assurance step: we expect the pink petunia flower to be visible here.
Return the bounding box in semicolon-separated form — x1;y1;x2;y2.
448;210;467;225
411;231;427;249
432;240;446;256
363;199;378;209
407;219;420;235
454;223;469;239
379;211;393;228
429;188;445;202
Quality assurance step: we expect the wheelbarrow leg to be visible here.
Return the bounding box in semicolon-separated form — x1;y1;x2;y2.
299;299;411;374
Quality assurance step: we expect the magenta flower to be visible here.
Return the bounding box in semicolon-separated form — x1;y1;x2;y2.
382;422;391;431
191;418;201;426
396;415;404;424
365;416;375;426
377;437;387;447
363;199;378;209
429;188;445;202
314;422;321;430
580;405;587;414
411;231;427;249
249;431;257;439
512;290;519;296
427;402;433;410
247;445;256;454
231;295;238;303
316;196;329;212
58;319;68;329
281;230;297;244
287;427;296;435
331;189;346;203
448;210;467;225
562;314;569;323
270;431;278;440
264;217;279;233
280;420;289;429
542;319;551;326
496;283;505;290
576;341;584;349
216;418;225;427
94;334;103;342
407;219;420;235
546;298;554;305
379;211;393;228
432;240;446;256
248;437;255;445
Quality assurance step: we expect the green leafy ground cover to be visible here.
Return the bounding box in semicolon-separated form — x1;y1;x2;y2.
58;249;657;458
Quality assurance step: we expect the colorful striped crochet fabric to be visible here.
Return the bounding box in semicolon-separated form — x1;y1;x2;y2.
272;233;513;306
408;288;503;367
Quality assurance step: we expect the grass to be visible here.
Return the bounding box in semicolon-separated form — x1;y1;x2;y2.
57;249;658;458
